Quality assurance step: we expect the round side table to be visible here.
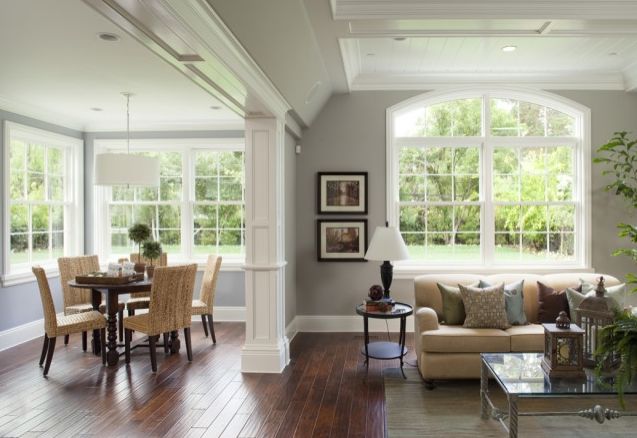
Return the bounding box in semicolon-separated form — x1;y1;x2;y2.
355;302;413;378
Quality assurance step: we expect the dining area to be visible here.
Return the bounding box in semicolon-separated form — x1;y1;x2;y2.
32;251;222;376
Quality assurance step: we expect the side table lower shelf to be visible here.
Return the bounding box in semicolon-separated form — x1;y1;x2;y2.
361;341;407;360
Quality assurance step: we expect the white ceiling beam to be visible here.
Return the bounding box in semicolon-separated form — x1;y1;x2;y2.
333;1;637;20
350;72;626;91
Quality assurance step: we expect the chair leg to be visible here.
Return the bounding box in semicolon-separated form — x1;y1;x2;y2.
125;329;131;364
162;333;169;354
64;334;69;345
184;327;193;362
149;336;158;373
39;334;49;366
128;308;134;317
118;309;124;342
201;315;209;337
207;314;216;344
82;331;87;351
43;337;56;376
100;328;107;365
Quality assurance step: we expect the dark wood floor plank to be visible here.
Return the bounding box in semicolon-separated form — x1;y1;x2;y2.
0;325;412;438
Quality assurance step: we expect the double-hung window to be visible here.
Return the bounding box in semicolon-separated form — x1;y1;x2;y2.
94;139;244;265
3;122;83;285
388;89;590;271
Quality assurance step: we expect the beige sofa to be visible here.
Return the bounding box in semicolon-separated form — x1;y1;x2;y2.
414;273;620;384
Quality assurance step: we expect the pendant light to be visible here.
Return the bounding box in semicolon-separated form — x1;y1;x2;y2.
94;92;160;186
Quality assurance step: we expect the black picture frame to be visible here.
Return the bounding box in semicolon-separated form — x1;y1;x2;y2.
317;172;368;214
317;219;368;262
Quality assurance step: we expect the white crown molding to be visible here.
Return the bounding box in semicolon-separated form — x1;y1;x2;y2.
83;119;245;133
350;72;626;91
622;61;637;91
338;38;361;92
332;0;637;20
0;97;84;132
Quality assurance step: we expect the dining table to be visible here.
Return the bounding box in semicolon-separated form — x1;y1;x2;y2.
67;278;181;366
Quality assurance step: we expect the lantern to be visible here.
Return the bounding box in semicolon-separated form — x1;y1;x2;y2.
575;277;616;368
541;311;585;379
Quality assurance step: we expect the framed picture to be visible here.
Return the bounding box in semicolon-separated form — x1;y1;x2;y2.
317;172;368;214
317;219;368;262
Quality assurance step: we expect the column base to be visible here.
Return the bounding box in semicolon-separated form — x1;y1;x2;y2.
241;338;290;373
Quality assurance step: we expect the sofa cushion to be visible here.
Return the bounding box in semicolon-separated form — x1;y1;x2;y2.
566;284;626;322
421;325;510;353
437;281;478;325
461;284;510;329
479;279;527;326
506;324;544;352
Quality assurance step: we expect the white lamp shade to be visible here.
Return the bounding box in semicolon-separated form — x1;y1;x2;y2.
94;153;160;186
364;225;409;261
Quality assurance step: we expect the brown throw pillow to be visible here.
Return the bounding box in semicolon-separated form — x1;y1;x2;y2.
537;281;575;323
460;284;510;329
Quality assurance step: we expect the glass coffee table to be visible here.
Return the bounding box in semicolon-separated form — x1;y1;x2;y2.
481;353;637;438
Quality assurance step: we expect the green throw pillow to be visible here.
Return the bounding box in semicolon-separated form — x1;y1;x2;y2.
566;280;626;322
479;279;527;325
437;282;478;325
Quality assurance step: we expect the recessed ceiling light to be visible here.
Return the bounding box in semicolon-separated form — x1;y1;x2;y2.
210;105;222;110
366;53;375;57
609;52;619;56
97;32;120;42
393;37;407;41
501;45;517;52
90;107;103;112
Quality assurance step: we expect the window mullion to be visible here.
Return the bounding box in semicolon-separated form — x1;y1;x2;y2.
483;95;494;266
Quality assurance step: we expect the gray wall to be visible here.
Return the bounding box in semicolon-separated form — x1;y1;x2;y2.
297;90;637;316
285;132;297;326
0;110;84;331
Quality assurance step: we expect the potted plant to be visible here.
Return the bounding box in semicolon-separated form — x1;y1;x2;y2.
142;240;162;279
128;223;151;274
595;311;637;407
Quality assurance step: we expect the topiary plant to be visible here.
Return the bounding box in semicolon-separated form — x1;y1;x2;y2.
142;240;162;266
594;131;637;293
128;223;151;261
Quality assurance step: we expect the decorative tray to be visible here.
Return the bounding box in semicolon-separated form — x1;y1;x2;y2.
75;273;143;285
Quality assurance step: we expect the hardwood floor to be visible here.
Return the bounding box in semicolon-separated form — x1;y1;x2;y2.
0;323;414;437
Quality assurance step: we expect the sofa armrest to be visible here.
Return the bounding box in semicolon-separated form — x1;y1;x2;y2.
415;307;439;333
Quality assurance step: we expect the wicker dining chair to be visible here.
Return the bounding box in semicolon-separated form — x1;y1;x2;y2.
124;264;197;372
58;255;126;346
191;255;222;344
126;252;168;316
33;267;106;376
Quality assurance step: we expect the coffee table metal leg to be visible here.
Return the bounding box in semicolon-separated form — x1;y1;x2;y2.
481;360;489;420
508;394;518;438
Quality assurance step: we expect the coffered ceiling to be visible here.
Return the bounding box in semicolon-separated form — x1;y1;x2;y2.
305;0;637;92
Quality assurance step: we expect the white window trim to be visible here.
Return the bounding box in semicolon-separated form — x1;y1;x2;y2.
93;138;245;271
386;86;592;277
2;121;84;287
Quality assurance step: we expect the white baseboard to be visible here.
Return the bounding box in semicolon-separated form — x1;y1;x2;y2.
285;318;298;343
291;314;415;333
213;306;246;322
0;313;63;352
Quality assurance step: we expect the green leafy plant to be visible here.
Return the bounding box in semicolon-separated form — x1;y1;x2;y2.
128;223;151;260
142;240;162;266
593;131;637;293
595;311;637;407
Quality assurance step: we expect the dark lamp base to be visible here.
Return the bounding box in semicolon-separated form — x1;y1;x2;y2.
380;260;393;299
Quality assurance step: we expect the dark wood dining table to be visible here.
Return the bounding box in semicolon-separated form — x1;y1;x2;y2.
67;278;180;366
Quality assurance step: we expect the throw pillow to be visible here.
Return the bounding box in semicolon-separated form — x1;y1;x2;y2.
437;282;478;325
566;283;626;322
460;284;510;329
479;279;527;325
537;282;572;323
579;278;626;307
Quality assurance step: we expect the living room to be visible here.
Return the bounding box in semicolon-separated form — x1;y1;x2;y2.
1;0;637;437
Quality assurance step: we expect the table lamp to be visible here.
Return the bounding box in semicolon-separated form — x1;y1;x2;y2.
364;222;409;299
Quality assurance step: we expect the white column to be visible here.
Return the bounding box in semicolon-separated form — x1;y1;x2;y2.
241;117;289;373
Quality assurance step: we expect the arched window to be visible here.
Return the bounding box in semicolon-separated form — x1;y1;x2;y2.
387;88;590;271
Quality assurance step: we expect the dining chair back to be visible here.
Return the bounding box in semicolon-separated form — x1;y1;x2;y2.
148;264;197;335
129;252;168;300
32;266;58;336
198;255;222;312
58;255;100;312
